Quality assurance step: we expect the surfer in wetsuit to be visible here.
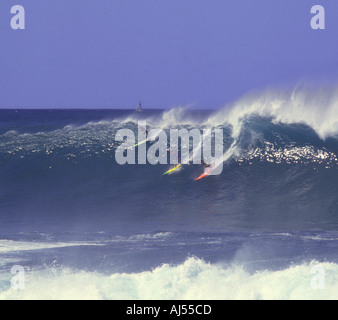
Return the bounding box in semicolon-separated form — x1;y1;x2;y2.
201;160;210;168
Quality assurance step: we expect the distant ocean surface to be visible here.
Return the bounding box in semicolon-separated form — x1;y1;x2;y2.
1;88;338;299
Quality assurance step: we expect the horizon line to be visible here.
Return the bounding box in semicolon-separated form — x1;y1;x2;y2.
0;107;220;111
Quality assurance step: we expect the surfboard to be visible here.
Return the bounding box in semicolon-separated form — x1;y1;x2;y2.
195;167;213;181
195;172;209;181
163;164;181;175
133;138;148;147
125;138;148;150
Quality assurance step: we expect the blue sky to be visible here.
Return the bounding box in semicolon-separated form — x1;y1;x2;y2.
0;0;338;109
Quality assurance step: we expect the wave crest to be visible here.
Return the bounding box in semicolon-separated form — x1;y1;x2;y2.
208;85;338;140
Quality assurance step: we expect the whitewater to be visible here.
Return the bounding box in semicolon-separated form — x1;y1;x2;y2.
1;86;338;300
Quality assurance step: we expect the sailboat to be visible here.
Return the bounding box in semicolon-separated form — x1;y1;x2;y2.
136;101;143;112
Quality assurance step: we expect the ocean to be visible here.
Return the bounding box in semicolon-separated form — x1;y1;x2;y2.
1;88;338;300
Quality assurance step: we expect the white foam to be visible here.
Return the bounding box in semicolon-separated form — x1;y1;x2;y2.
128;232;172;241
109;232;173;243
204;85;338;163
0;240;102;253
156;106;199;128
208;85;338;140
1;257;338;300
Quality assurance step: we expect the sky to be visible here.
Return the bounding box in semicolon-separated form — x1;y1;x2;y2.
0;0;338;109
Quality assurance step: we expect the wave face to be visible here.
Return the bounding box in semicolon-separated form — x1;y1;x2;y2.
1;96;338;234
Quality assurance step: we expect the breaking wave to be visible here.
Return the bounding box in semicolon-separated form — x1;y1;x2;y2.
1;86;338;232
1;257;338;300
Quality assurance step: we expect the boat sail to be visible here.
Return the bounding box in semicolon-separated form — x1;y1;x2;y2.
136;101;143;112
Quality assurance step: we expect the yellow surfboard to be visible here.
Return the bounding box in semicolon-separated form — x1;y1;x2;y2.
163;164;182;175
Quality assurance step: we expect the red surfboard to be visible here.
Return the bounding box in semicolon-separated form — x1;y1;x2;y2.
195;167;213;181
195;172;209;181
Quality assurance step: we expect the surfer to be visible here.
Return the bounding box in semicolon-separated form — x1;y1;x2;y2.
201;160;210;168
195;160;215;180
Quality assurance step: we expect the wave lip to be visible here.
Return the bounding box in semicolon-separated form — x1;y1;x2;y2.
207;86;338;140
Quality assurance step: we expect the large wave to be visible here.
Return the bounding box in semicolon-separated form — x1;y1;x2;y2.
0;86;338;233
1;90;338;300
